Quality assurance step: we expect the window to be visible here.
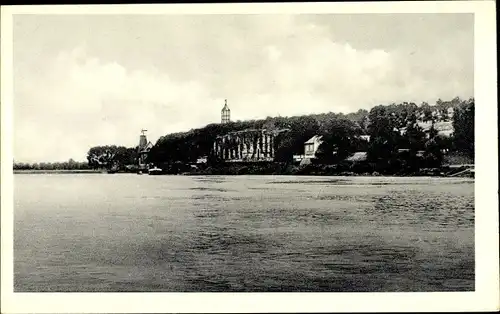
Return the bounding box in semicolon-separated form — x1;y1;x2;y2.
305;144;314;155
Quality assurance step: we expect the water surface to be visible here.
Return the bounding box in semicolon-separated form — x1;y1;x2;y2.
14;174;474;291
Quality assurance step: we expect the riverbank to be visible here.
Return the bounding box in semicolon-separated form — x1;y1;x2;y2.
159;162;475;178
13;163;474;178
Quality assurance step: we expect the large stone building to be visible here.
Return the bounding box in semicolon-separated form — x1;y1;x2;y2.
213;128;289;162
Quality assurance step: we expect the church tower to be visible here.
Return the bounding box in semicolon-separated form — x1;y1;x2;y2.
221;99;230;124
138;129;148;151
137;129;151;170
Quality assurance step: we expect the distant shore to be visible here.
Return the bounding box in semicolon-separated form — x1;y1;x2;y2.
14;169;102;174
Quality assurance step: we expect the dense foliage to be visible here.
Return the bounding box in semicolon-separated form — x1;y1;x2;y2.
452;99;475;159
146;97;473;174
86;145;138;170
364;97;474;172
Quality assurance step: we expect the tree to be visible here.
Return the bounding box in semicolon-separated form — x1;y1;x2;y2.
345;109;370;133
452;98;474;159
423;137;444;168
87;145;131;170
401;120;426;151
316;118;361;163
287;116;320;155
273;131;295;162
114;147;138;167
399;121;426;172
366;105;400;164
420;102;434;123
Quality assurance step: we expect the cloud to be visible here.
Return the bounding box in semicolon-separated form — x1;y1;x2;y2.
14;46;216;162
13;14;473;163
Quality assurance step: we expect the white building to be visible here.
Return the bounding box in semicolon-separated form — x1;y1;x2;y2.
304;135;323;158
293;135;323;162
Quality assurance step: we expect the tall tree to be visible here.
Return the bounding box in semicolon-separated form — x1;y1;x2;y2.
87;145;131;170
452;98;475;159
316;118;361;163
366;105;400;164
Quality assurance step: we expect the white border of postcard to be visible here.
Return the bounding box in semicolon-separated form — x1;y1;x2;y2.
1;1;499;313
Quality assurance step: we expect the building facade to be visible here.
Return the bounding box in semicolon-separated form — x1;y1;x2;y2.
293;135;323;162
213;128;288;162
304;135;323;158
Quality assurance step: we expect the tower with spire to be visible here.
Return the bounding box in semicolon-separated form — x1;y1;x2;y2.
137;129;153;171
221;99;230;124
138;129;148;151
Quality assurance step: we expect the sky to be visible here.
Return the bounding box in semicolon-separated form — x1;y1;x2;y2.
13;13;474;163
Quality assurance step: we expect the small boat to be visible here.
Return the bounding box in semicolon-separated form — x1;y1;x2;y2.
148;167;163;175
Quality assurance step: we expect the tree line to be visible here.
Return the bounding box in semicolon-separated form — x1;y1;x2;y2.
13;96;474;173
13;159;91;170
14;146;139;171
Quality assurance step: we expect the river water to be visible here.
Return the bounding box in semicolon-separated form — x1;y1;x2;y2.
14;174;474;292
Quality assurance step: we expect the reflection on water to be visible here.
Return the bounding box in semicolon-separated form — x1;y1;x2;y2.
14;174;474;292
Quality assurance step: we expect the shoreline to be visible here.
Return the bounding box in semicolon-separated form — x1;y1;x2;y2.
14;169;102;174
13;167;474;178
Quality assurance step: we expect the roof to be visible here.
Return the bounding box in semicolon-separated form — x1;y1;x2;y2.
305;135;323;144
346;152;368;162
